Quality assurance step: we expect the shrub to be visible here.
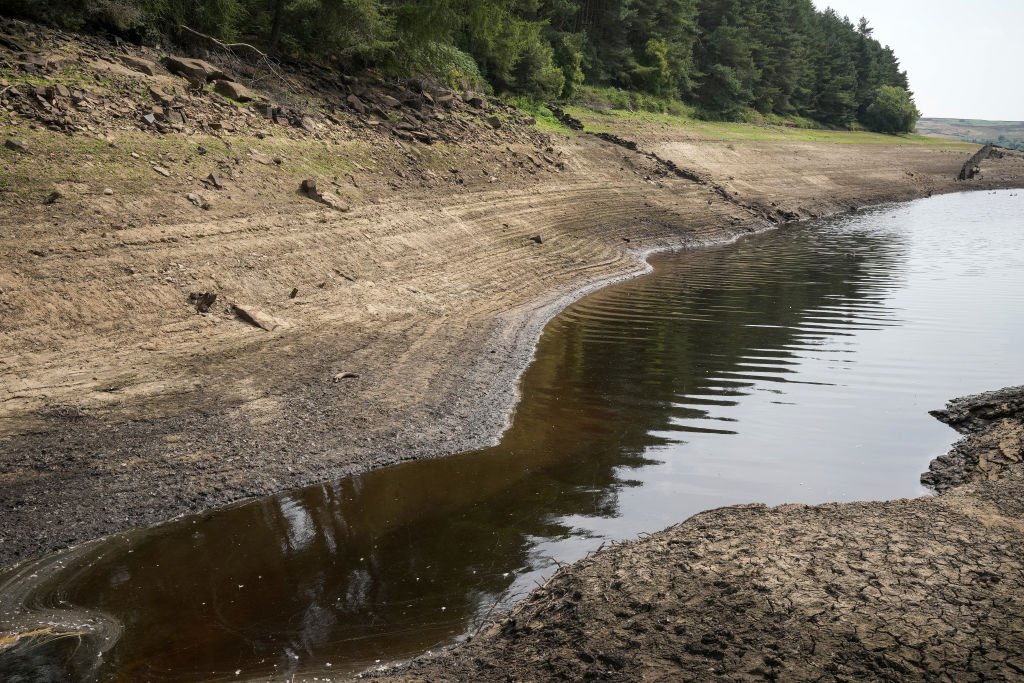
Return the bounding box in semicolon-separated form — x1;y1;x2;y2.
865;85;919;134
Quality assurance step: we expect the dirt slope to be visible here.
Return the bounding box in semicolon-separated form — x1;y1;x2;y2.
2;19;1024;567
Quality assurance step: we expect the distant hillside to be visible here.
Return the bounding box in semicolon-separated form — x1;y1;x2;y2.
917;118;1024;151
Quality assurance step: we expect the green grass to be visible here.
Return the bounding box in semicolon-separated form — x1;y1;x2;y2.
559;104;975;148
505;96;576;135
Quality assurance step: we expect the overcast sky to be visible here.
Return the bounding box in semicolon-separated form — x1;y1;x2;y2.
811;0;1023;120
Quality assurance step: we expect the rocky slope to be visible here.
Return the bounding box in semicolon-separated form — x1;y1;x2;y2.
2;17;1024;567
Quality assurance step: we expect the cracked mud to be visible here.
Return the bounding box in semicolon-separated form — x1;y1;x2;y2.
373;387;1024;681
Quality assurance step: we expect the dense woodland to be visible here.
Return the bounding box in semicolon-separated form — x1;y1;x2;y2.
7;0;920;130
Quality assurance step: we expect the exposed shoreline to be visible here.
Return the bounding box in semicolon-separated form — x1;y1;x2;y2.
368;385;1024;681
3;21;1024;570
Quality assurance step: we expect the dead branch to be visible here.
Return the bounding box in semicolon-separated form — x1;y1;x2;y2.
178;25;268;63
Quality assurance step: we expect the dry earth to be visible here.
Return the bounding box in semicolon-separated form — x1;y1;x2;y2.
2;18;1024;569
368;386;1024;682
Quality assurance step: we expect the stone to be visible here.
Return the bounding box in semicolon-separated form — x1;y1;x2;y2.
332;371;360;381
346;94;366;115
380;95;401;108
189;291;217;312
4;139;29;153
529;234;543;244
103;188;113;195
185;192;204;206
422;91;435;105
301;178;349;212
232;304;290;332
164;56;225;82
153;165;171;177
462;91;485;108
44;190;62;204
318;191;349;211
121;56;157;76
213;79;254;102
149;86;173;106
300;116;316;132
141;112;156;126
205;172;224;189
486;116;502;129
249;149;273;165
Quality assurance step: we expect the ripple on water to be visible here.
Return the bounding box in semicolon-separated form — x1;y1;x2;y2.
1;190;1023;681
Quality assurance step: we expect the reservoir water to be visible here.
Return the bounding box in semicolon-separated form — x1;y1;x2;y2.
2;190;1023;681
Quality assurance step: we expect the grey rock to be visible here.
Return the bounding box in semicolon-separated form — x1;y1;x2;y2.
163;56;225;82
4;138;29;153
213;79;254;102
121;55;157;76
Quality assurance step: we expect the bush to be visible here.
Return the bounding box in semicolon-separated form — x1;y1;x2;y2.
865;85;919;134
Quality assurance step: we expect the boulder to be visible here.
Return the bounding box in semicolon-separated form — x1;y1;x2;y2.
4;139;29;153
462;91;485;108
189;291;217;312
486;115;502;129
346;94;366;114
163;56;225;82
301;178;349;212
232;304;290;332
213;79;254;102
121;55;157;76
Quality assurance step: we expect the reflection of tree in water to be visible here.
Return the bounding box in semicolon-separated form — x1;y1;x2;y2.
3;219;909;680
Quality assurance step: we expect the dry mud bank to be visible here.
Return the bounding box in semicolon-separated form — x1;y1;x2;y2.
3;20;1024;566
370;386;1024;682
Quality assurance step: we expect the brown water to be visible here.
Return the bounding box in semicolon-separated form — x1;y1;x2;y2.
2;190;1023;681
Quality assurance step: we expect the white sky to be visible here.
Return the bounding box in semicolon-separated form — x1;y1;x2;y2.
812;0;1024;120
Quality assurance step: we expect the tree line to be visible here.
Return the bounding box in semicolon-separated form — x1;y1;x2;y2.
8;0;920;131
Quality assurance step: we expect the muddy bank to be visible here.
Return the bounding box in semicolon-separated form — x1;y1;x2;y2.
369;386;1024;681
3;19;1024;568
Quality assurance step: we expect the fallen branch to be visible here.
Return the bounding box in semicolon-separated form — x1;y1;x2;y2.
178;25;268;63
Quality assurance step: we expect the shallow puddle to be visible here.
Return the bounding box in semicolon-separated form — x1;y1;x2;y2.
2;190;1023;681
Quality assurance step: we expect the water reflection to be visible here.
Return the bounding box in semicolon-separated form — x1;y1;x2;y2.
2;190;1023;681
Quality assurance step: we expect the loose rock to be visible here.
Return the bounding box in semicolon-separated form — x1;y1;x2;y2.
163;56;225;83
232;304;291;332
213;79;254;102
120;55;157;76
4;139;29;153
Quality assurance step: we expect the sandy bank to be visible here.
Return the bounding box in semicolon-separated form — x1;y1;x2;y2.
2;20;1024;567
368;385;1024;681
